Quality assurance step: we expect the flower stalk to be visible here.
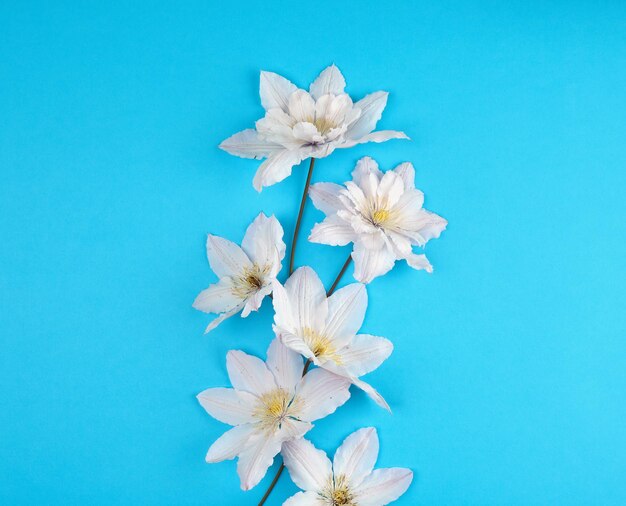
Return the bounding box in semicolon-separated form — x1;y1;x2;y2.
287;157;316;275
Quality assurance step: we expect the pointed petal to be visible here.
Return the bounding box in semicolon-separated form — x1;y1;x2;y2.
336;334;393;378
284;491;326;506
308;215;356;246
309;182;345;215
392;162;415;189
348;130;409;146
236;434;283;490
219;129;281;159
284;267;328;333
353;468;413;506
203;304;243;333
288;89;316;123
406;253;433;273
271;280;296;331
241;213;286;273
333;427;379;488
352;243;396;284
206;424;256;463
400;209;447;245
193;277;241;314
351;157;383;199
377;171;405;209
277;329;316;361
253;149;301;192
282;437;332;492
323;284;367;346
294;368;351;422
310;64;346;100
226;350;276;396
351;378;391;412
266;337;304;394
196;387;257;425
260;71;298;112
206;234;252;278
241;284;272;317
347;91;389;139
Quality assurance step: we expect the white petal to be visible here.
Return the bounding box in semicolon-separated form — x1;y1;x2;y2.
294;368;351;422
271;280;296;331
241;213;286;274
206;234;252;278
277;329;316;361
192;277;240;314
219;129;281;159
352;243;396;284
333;427;379;488
292;122;324;144
392;162;415;189
259;71;298;112
288;89;316;123
401;209;448;245
347;130;409;146
347;91;389;139
226;350;276;396
315;94;353;128
278;418;313;441
336;334;393;378
405;253;433;273
196;387;257;425
323;284;367;346
282;437;332;492
206;424;256;463
351;157;382;199
351;378;391;412
284;267;328;333
236;434;283;490
266;337;303;394
253;149;302;192
391;190;424;219
309;182;345;215
353;468;413;506
203;304;244;333
377;171;405;209
284;491;326;506
308;215;356;247
310;64;346;100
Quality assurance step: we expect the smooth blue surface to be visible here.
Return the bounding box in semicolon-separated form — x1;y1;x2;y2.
2;1;626;504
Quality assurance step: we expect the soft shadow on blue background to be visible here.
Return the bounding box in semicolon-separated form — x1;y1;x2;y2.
1;1;625;505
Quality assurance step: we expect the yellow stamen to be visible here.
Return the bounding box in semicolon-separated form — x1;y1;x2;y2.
371;209;390;226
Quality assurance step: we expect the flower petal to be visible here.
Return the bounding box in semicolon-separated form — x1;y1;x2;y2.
203;304;244;333
219;129;281;159
352;242;396;284
323;284;367;346
333;427;379;488
282;437;332;492
348;130;409;146
392;162;415;189
196;387;257;425
266;337;303;394
336;334;393;378
260;71;298;112
353;468;413;506
236;434;283;490
284;267;328;333
241;213;286;274
310;64;346;100
284;491;326;506
351;378;391;412
226;350;276;396
277;329;316;361
294;368;351;422
406;253;433;273
271;280;296;331
253;149;302;192
206;424;256;463
346;91;389;139
350;157;383;199
400;209;448;245
206;235;252;278
288;89;316;123
192;277;241;314
308;215;356;247
309;182;345;215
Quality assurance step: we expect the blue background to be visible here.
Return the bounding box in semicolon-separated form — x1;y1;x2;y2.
1;1;625;504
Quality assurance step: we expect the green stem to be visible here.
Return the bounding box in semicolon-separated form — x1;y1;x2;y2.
287;158;316;275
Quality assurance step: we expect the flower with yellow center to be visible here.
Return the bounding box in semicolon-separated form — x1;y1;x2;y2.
272;267;393;411
193;213;285;333
197;338;351;491
282;428;413;506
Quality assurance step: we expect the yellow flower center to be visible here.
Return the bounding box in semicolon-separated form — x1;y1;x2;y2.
301;327;341;364
255;389;291;430
371;208;390;226
232;264;269;298
331;487;354;505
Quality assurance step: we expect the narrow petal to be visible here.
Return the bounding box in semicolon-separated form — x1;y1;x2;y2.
406;253;433;273
392;162;415;189
206;424;256;463
266;337;304;394
309;215;356;247
353;468;413;506
277;329;316;361
309;64;346;100
284;491;326;506
226;350;276;396
284;267;328;333
260;71;298;112
253;149;301;192
351;157;383;199
282;437;332;492
204;304;244;333
288;89;316;123
377;171;405;209
333;427;379;488
346;91;389;139
219;129;281;159
336;334;393;378
294;368;351;422
271;280;296;331
351;378;391;412
241;213;286;273
192;277;240;314
348;130;409;146
196;387;257;425
323;284;367;346
352;243;396;284
309;182;345;215
236;434;283;490
401;209;448;245
206;235;252;278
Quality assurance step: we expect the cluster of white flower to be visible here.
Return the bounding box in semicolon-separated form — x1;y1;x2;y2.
194;65;447;505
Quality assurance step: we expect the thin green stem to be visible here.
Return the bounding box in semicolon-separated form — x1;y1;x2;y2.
327;253;353;296
287;158;316;275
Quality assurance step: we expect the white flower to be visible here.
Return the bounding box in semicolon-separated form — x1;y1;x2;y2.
272;266;393;411
309;157;447;284
193;213;286;333
282;427;413;506
197;338;351;491
219;65;408;191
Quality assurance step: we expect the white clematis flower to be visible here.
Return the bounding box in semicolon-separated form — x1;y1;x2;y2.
219;65;408;191
197;338;351;491
193;213;286;333
282;427;413;506
309;157;447;284
272;266;393;411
